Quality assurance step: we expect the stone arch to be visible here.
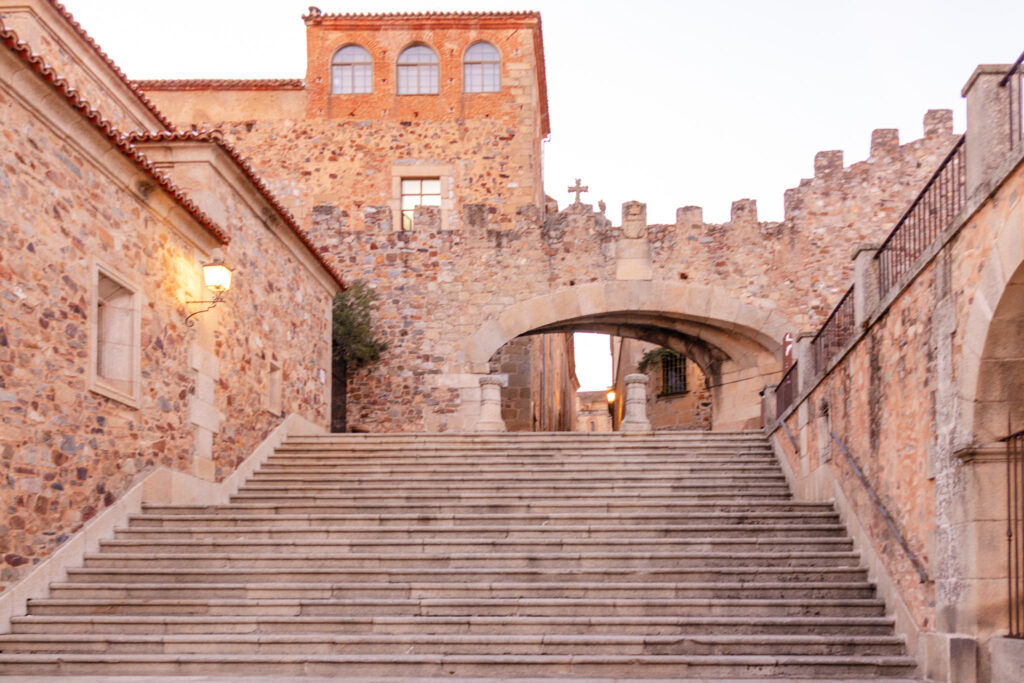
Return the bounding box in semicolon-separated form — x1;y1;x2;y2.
458;280;792;430
960;211;1024;447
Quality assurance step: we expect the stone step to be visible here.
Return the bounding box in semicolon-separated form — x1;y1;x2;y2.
265;453;774;464
0;652;919;678
10;614;900;636
142;500;836;516
97;536;854;555
254;462;783;475
109;523;848;541
126;510;841;528
233;481;793;495
83;550;862;570
25;597;889;618
66;566;868;585
46;580;878;601
226;492;796;506
247;471;787;484
0;632;907;656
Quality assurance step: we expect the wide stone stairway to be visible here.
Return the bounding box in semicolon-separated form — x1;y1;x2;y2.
0;432;918;679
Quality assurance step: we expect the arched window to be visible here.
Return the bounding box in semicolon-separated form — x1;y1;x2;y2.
331;45;372;94
464;41;500;92
397;44;439;95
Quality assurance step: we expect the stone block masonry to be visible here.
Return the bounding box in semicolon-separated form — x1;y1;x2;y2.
0;12;339;591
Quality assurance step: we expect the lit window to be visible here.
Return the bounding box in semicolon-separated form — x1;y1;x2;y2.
397;45;439;95
464;42;500;92
400;177;441;230
90;265;141;406
331;45;372;94
660;352;687;395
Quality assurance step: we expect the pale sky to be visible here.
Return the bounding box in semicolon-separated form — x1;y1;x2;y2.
57;0;1024;390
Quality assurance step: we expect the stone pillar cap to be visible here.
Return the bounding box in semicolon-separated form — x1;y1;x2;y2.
479;375;504;386
624;373;649;384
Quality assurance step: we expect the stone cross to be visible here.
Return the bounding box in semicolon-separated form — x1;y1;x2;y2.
568;178;588;204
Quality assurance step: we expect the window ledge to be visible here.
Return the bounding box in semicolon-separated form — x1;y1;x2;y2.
89;380;139;409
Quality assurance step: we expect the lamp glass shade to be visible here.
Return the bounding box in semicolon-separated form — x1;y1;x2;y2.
202;263;232;293
605;390;616;403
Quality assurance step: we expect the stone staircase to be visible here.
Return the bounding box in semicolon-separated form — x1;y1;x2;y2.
0;431;918;679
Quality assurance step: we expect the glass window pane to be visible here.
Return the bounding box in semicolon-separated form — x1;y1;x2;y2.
399;45;437;65
421;194;441;207
401;179;420;193
421;179;441;194
401;195;419;210
334;45;371;64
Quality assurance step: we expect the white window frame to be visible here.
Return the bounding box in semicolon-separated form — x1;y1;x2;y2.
463;41;501;93
88;259;142;408
389;165;454;231
397;44;440;95
331;44;373;94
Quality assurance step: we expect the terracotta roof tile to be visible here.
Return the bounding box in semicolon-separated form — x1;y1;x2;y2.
46;1;175;131
135;78;304;91
302;8;541;21
129;131;345;291
0;21;229;245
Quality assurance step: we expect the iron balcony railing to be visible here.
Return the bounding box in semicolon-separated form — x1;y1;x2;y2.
1002;51;1024;153
1007;429;1024;638
811;285;856;372
775;361;798;418
875;136;966;299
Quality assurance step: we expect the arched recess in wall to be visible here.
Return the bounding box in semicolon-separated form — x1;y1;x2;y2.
459;281;792;430
961;204;1024;446
967;260;1024;445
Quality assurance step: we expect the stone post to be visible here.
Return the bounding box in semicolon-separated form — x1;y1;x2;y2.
795;332;816;393
619;373;652;433
761;383;778;426
962;64;1017;197
852;244;880;328
474;375;506;432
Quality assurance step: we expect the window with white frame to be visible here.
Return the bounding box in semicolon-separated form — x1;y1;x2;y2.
90;265;141;406
397;44;439;95
331;45;373;94
463;42;500;92
400;177;441;230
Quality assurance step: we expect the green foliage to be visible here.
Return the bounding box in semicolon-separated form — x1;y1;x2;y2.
637;347;678;373
332;280;387;369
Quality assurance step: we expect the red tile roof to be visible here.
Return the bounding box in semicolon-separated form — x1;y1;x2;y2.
45;1;175;131
129;131;345;291
135;78;304;91
0;21;229;245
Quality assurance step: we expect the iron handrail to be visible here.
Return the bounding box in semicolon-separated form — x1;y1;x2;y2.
829;430;929;584
1004;429;1024;638
874;136;966;298
811;285;856;372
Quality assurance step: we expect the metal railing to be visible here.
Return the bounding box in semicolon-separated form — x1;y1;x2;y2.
875;136;966;299
1002;52;1024;153
775;361;798;417
831;431;928;583
811;285;856;372
1007;429;1024;638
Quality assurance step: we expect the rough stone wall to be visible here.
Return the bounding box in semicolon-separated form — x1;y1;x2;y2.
576;391;612;432
614;338;712;431
0;47;333;591
774;150;1024;643
491;336;532;431
490;333;577;432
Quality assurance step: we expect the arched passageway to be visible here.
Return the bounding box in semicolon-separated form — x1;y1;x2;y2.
458;281;792;431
